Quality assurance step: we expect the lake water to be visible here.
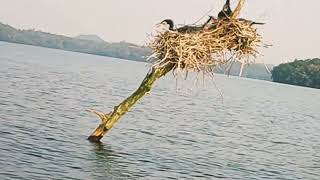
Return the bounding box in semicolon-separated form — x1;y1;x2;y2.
0;41;319;180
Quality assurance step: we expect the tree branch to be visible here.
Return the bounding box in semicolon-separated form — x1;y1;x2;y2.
231;0;246;19
88;63;175;142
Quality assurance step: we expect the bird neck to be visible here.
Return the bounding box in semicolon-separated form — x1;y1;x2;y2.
168;21;174;30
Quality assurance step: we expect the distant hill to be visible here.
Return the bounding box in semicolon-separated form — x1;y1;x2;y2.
0;22;151;62
75;34;106;43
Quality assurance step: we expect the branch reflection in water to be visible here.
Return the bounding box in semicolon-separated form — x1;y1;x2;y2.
89;142;142;179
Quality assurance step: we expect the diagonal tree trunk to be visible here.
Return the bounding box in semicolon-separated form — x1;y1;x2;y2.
88;63;174;142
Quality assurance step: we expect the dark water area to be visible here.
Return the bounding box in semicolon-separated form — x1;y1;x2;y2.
0;41;319;179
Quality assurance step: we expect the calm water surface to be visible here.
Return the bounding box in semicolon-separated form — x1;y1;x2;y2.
0;42;319;179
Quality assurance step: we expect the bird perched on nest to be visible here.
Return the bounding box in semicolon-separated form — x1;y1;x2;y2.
217;0;265;25
158;16;216;33
218;0;232;19
158;0;263;34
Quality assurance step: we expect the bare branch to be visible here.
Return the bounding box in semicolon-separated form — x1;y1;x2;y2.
231;0;246;19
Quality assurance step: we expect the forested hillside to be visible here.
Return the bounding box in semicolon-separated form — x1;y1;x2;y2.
272;59;320;89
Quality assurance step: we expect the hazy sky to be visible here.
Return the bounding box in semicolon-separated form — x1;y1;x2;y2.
0;0;319;64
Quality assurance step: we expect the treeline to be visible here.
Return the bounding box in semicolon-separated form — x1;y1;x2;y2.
0;22;151;61
271;58;320;89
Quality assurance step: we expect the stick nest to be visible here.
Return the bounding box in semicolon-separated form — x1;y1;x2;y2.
148;19;264;76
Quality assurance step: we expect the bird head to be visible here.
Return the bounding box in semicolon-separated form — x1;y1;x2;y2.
158;19;174;30
223;0;231;11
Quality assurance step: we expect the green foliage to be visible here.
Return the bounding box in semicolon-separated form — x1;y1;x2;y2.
0;22;151;62
271;59;320;89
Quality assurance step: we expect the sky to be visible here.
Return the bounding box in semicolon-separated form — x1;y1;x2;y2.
0;0;319;64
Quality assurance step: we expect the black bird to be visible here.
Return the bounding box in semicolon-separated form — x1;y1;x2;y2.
159;16;216;33
218;0;232;19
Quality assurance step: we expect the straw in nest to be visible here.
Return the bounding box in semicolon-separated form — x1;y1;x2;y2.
148;18;264;77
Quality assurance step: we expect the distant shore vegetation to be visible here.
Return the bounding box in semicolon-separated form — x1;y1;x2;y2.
272;58;320;89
